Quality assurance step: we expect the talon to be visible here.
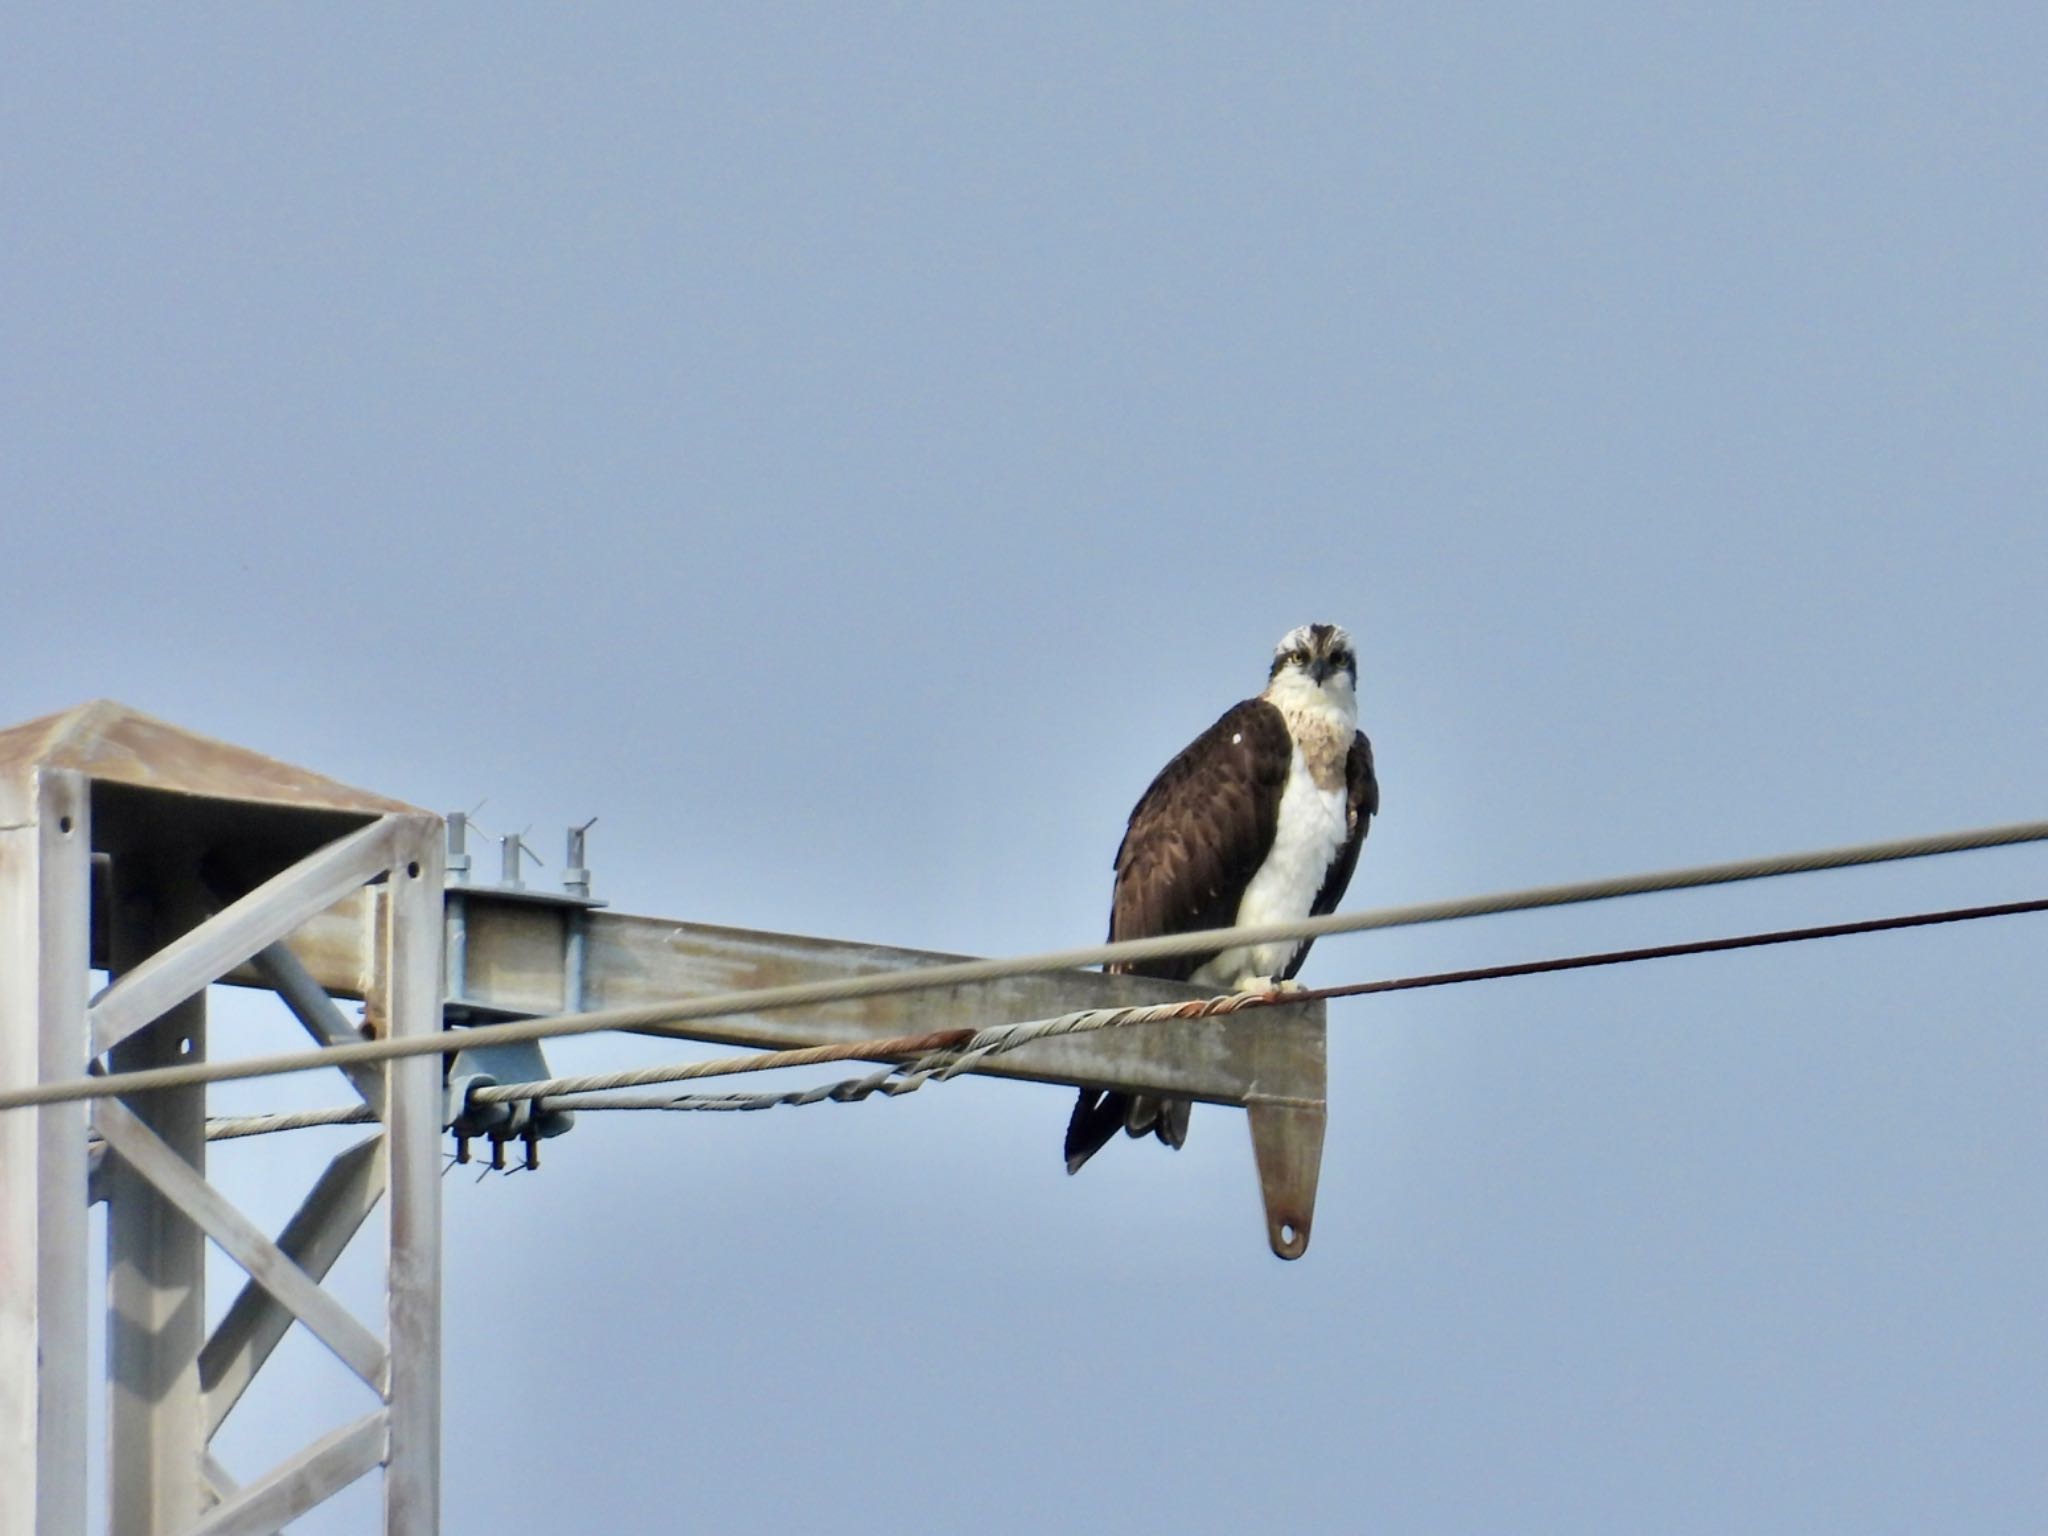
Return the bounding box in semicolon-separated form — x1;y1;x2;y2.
1234;975;1303;995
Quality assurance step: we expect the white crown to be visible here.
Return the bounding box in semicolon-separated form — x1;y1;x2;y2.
1273;622;1353;656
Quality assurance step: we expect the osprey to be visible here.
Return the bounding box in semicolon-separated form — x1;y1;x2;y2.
1064;622;1378;1174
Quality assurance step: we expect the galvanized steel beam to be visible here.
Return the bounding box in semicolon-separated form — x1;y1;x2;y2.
103;865;210;1535
235;893;1329;1111
382;817;446;1535
0;768;92;1536
229;885;1330;1254
552;912;1331;1255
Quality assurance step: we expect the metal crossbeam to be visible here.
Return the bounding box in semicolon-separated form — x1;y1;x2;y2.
231;881;1331;1255
230;893;1329;1111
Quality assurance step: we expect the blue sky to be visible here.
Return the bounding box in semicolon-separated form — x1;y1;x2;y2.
6;7;2047;1532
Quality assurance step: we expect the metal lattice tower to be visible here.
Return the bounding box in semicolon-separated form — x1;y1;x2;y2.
1;703;444;1534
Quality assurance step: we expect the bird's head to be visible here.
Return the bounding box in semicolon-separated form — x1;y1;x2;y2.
1266;622;1358;707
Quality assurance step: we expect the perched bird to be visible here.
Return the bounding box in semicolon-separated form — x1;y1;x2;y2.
1065;622;1378;1174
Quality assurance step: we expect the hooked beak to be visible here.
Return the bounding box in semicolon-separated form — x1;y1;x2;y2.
1309;658;1333;684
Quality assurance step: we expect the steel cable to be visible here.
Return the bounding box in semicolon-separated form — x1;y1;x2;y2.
9;814;2045;1113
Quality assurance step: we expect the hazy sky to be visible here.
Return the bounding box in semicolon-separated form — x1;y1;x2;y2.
6;6;2047;1532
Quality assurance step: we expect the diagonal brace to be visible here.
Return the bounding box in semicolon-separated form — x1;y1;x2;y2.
94;1098;389;1394
248;941;383;1112
202;1135;387;1436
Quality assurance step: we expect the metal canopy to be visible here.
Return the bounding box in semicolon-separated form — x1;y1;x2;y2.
0;701;1332;1536
0;699;420;814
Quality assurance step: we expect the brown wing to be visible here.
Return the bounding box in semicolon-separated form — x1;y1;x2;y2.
1107;699;1292;982
1281;729;1378;980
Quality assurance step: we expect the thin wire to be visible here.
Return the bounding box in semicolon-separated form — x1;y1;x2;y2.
188;893;2048;1134
1296;893;2048;1003
9;813;2046;1113
82;1103;382;1150
203;1106;377;1140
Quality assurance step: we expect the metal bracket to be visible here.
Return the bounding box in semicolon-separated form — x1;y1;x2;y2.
443;816;600;1167
444;1038;575;1148
1247;1100;1327;1259
444;818;605;1015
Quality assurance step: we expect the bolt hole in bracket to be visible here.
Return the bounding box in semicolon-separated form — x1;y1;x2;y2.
1247;1098;1326;1260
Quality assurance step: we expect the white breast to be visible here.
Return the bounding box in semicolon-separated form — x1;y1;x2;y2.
1189;743;1348;989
